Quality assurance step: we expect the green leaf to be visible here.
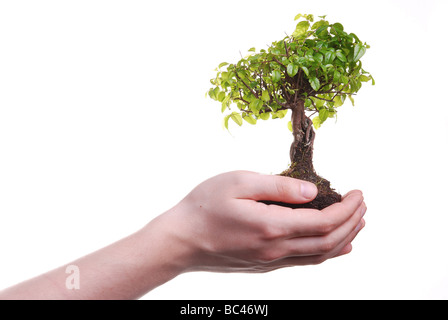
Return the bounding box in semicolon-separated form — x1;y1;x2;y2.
249;99;263;114
275;109;288;119
287;63;299;77
313;53;324;64
223;115;231;130
230;112;243;126
248;47;256;52
221;72;230;81
259;112;270;120
319;108;329;122
243;114;257;125
305;14;314;22
309;77;320;91
293;21;310;37
272;110;287;119
336;50;347;62
316;25;329;38
217;91;226;102
359;75;371;82
312;116;322;129
294;13;313;21
271;70;281;82
261;90;270;102
294;13;304;21
312;97;325;108
332;23;344;33
311;20;328;30
304;98;312;109
218;62;229;69
348;95;355;106
237;71;247;80
353;44;366;62
324;51;336;64
287;121;293;132
349;33;360;42
301;66;309;77
221;101;228;113
333;95;344;108
328;109;336;118
208;88;216;100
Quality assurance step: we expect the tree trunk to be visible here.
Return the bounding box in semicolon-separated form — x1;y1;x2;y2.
263;100;341;210
287;100;316;177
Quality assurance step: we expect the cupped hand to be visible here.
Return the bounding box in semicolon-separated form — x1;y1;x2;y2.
160;171;366;274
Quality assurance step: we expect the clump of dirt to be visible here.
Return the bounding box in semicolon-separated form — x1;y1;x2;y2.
280;161;341;210
262;141;341;210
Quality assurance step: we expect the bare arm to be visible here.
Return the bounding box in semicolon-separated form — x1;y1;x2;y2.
0;171;366;299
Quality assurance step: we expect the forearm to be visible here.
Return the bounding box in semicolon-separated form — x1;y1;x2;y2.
0;210;190;300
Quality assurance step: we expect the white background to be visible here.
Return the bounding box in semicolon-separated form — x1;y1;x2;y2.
1;0;447;299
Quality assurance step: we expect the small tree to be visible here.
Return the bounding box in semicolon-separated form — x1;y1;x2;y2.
208;14;374;209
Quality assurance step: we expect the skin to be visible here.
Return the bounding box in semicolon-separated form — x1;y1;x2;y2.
0;170;366;300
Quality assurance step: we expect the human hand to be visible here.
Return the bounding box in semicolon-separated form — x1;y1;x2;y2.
0;170;366;299
159;170;366;274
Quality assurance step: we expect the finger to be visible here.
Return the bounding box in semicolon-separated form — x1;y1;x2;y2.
261;217;366;269
237;172;318;204
276;202;365;257
334;243;353;257
342;189;362;200
321;189;364;215
325;217;365;260
315;202;366;255
262;190;364;238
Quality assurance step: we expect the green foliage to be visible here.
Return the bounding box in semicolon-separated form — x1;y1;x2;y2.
208;14;374;129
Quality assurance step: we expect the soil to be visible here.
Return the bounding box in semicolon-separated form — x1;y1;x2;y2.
262;141;341;210
279;162;341;210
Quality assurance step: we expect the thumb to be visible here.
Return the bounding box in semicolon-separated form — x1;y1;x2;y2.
239;172;318;204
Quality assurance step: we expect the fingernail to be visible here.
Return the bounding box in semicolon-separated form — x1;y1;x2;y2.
355;220;365;232
361;205;367;217
302;182;317;199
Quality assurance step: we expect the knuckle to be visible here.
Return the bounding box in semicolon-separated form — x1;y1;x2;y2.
275;179;294;199
317;219;336;234
311;255;327;265
256;248;283;264
229;171;246;187
319;236;337;254
260;224;283;240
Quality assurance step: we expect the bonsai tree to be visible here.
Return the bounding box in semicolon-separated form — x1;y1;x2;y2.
208;14;374;210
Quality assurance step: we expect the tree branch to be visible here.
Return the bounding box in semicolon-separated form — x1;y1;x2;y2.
309;98;318;113
284;40;290;58
281;83;291;101
312;96;334;102
236;89;250;105
314;84;336;95
234;72;260;99
271;57;287;70
293;69;303;104
272;88;287;107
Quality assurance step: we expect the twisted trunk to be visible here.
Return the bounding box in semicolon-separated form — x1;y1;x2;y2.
289;100;315;165
264;100;341;210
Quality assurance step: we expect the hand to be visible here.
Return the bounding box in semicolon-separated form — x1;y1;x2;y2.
161;170;366;273
0;170;366;299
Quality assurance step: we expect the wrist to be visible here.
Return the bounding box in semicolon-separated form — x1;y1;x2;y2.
137;205;198;290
